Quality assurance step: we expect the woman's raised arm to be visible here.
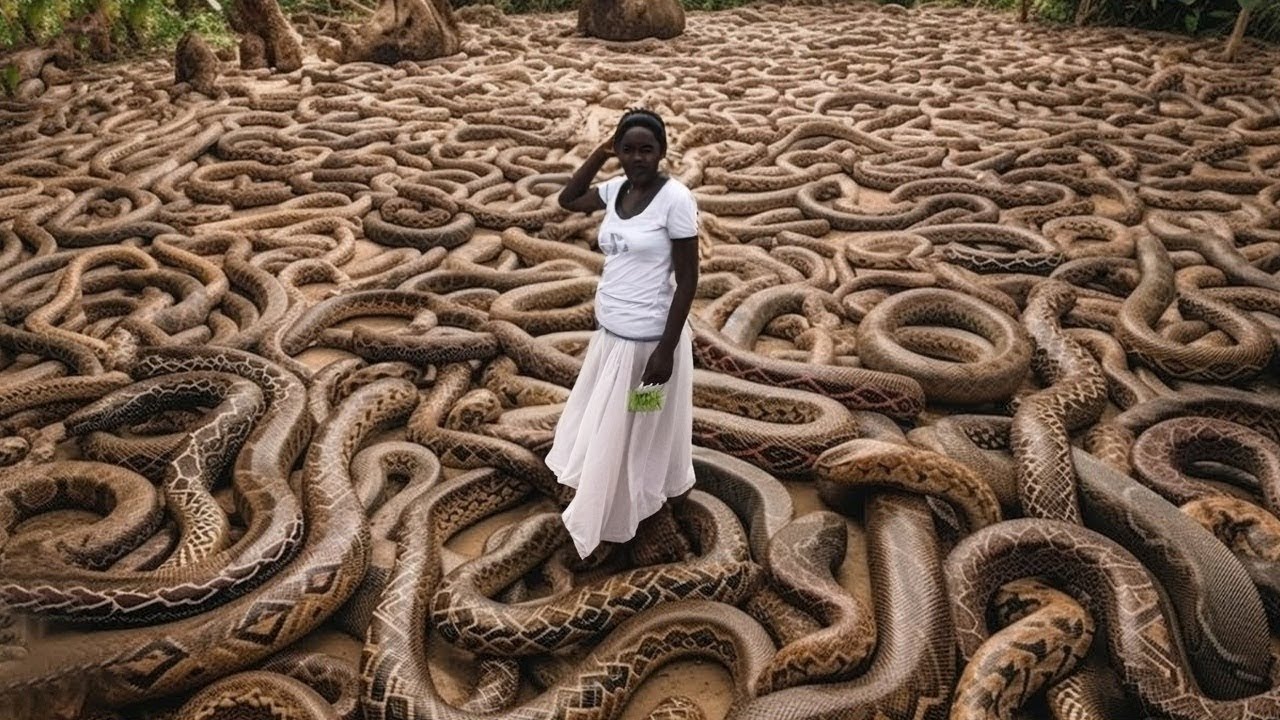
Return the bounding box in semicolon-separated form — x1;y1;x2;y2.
558;138;613;213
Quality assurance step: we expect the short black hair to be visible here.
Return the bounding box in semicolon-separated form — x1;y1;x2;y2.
613;107;667;154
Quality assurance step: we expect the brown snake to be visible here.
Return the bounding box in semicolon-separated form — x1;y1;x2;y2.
951;578;1096;720
948;512;1280;720
0;376;402;714
0;347;309;627
938;417;1274;701
1011;279;1108;523
728;493;953;720
1130;416;1280;514
856;287;1031;405
754;510;875;694
1117;232;1273;382
65;371;266;570
429;491;760;656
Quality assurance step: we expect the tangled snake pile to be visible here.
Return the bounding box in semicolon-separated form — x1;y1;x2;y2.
2;0;1280;718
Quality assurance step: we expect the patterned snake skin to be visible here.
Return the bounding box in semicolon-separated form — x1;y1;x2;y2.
729;493;954;720
948;513;1280;720
429;492;760;655
951;578;1095;720
937;417;1275;700
1011;279;1108;523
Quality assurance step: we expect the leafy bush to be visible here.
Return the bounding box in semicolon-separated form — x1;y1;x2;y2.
972;0;1279;40
0;0;237;53
1254;0;1280;37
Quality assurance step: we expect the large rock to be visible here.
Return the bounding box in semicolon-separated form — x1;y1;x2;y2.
338;0;459;65
3;45;74;100
227;0;304;72
175;32;220;96
579;0;685;41
240;33;268;70
7;48;56;83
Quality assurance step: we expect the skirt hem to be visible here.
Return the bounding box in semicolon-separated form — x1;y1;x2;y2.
547;326;695;559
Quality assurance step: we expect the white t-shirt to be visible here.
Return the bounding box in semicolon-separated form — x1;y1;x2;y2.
593;176;699;340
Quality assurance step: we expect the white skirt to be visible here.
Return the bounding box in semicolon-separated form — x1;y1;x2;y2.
546;324;695;559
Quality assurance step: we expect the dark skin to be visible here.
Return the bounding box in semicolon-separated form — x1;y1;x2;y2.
558;125;699;386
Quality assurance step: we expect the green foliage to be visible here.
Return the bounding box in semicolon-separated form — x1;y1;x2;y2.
0;1;24;46
181;6;236;47
1253;0;1280;35
933;0;1280;42
1;60;18;95
21;0;74;43
0;0;239;53
1025;0;1074;22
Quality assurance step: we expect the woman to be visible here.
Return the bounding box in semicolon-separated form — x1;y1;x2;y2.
547;108;700;561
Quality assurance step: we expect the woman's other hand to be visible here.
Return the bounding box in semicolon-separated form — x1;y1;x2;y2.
641;345;674;385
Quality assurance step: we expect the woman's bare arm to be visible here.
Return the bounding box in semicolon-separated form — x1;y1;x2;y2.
558;139;613;213
641;236;700;385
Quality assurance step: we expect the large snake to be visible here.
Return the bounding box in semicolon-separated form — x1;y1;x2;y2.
856;287;1030;405
936;418;1274;701
1117;232;1272;382
948;514;1280;720
728;493;954;720
0;376;401;715
65;371;267;570
0;348;309;626
951;578;1096;720
430;491;760;656
754;510;875;694
1011;279;1108;523
1131;416;1280;513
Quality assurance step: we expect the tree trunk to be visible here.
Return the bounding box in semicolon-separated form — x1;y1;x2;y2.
1223;7;1252;61
1019;0;1028;23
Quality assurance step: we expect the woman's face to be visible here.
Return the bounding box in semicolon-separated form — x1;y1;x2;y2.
615;126;664;186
